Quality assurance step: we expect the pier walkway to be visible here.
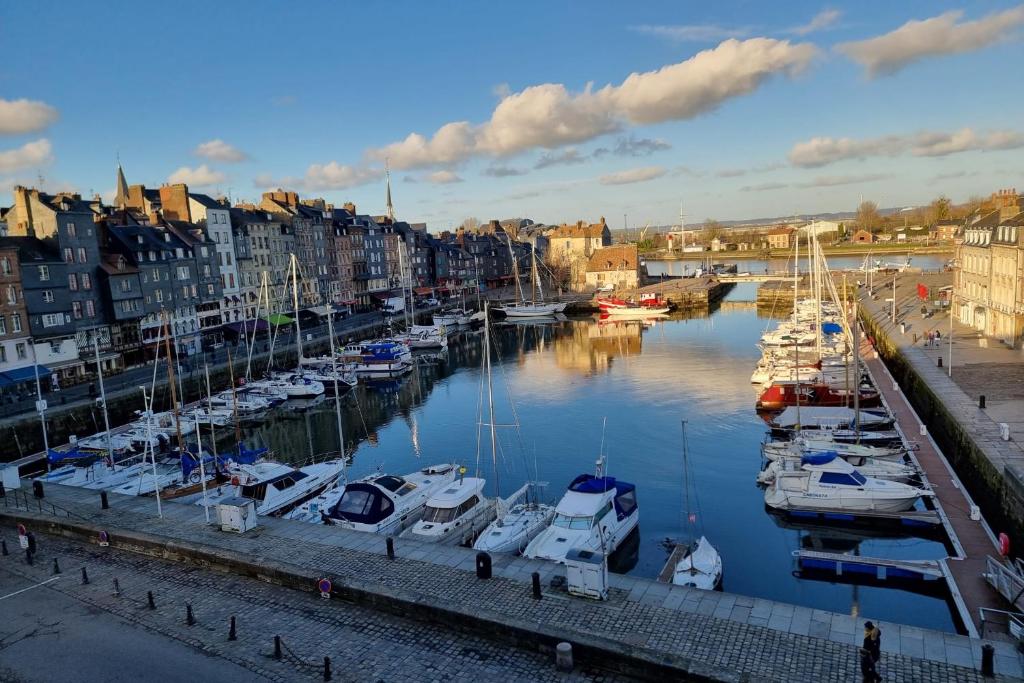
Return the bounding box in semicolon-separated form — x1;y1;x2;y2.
859;283;1017;636
3;483;1022;681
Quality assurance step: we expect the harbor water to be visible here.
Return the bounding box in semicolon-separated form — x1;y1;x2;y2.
237;283;956;632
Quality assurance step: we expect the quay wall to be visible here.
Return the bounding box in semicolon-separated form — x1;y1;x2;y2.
860;312;1024;550
3;510;739;683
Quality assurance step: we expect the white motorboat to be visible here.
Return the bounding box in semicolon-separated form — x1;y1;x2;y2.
182;406;233;427
763;452;931;512
432;309;470;326
473;482;555;554
267;372;326;399
207;390;273;415
300;362;358;391
398;325;449;349
672;536;723;590
524;472;639;563
293;463;459;531
340;340;414;378
400;476;495;546
197;460;344;516
132;410;196;438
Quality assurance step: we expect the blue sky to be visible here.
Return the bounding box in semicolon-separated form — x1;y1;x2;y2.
2;1;1023;229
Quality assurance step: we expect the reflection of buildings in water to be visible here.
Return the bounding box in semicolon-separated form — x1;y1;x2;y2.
552;319;643;375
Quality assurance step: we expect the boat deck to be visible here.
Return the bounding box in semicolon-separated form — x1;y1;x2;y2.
863;337;1007;636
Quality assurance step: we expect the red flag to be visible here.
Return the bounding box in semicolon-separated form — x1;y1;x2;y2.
688;513;697;523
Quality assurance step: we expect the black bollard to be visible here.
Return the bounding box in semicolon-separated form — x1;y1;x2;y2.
981;643;994;677
113;578;121;596
100;491;109;510
475;552;492;580
186;603;195;626
0;481;5;497
273;635;282;660
228;615;237;641
324;656;332;681
81;567;89;585
937;356;943;368
980;395;987;409
2;539;8;556
147;591;156;609
386;536;395;560
532;571;542;600
52;557;60;575
32;480;43;499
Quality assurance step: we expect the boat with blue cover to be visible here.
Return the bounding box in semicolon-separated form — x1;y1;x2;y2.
341;340;413;378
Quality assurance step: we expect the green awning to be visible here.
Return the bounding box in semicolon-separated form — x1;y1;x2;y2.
264;314;295;326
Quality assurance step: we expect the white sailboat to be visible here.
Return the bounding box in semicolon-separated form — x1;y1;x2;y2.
670;421;722;590
494;241;559;317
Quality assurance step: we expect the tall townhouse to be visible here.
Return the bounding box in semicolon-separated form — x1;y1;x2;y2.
187;193;243;326
0;242;33;384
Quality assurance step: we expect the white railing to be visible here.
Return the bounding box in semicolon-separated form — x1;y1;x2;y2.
985;555;1024;610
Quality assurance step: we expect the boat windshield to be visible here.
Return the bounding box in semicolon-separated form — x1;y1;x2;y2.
552;513;593;530
421;505;458;524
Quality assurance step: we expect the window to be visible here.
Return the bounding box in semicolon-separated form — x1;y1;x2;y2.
77;247;87;263
6;285;15;303
11;314;21;333
0;317;5;335
15;342;26;360
49;341;61;354
421;505;459;524
64;248;74;263
68;273;77;290
72;302;82;319
177;266;190;280
85;300;95;317
200;246;208;257
0;257;10;274
155;289;164;303
121;279;132;292
41;314;61;328
819;472;866;486
552;513;594;530
0;347;5;363
42;290;54;303
81;273;91;290
66;222;76;237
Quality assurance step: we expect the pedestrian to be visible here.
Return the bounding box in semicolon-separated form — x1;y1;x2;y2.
935;329;941;341
860;647;881;682
863;621;882;663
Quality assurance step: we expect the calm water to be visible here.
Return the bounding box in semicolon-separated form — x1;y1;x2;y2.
646;253;949;277
237;284;957;632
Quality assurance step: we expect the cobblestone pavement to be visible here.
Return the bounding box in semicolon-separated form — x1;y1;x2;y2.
0;534;624;683
5;483;1022;683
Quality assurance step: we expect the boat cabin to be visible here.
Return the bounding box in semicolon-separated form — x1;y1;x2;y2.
328;475;418;524
420;477;485;527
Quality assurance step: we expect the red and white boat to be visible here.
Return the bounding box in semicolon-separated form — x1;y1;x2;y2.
597;295;670;315
755;382;881;412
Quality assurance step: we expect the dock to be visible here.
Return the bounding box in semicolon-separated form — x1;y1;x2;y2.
779;506;942;527
861;332;1007;637
656;543;687;583
794;549;945;581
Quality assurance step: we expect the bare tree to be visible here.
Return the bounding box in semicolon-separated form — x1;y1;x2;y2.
856;200;881;233
459;216;481;231
928;195;952;225
702;219;725;242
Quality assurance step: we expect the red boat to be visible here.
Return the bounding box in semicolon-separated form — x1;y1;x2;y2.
598;294;670;311
755;382;881;412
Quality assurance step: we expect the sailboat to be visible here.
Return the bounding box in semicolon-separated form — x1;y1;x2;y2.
473;303;555;554
494;241;559;317
668;421;722;590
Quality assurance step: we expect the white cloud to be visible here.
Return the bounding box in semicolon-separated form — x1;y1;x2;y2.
255;162;383;191
628;24;750;42
0;139;53;173
599;166;666;186
368;38;816;170
593;136;672;158
424;170;463;184
797;173;890;188
837;7;1024;78
716;168;748;178
194;139;249;163
482;165;528;177
789;9;841;36
740;181;789;192
0;99;59;135
167;164;227;187
789;127;1024;167
535;148;587;169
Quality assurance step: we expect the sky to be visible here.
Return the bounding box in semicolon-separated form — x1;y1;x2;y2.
2;1;1023;230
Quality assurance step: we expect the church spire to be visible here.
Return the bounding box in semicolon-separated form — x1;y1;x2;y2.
115;160;129;209
385;159;395;223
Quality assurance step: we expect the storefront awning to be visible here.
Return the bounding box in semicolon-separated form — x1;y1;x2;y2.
224;319;269;334
264;314;295;326
1;364;52;386
413;287;433;296
308;305;333;316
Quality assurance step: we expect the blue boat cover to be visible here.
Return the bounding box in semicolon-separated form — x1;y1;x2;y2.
800;451;838;466
568;474;638;520
47;447;81;464
821;322;842;335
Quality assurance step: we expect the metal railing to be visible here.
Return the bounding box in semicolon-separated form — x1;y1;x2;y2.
985;555;1024;612
1;486;86;521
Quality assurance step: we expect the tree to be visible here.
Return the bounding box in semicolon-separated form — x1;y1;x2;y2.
459;217;481;231
856;201;881;233
928;195;952;225
702;219;725;242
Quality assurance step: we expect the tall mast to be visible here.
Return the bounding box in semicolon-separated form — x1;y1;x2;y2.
484;302;499;500
792;232;799;314
681;419;692;542
227;345;241;447
290;254;303;362
530;248;537;303
326;299;346;469
161;311;185;455
507;238;522;305
94;335;113;468
853;299;861;443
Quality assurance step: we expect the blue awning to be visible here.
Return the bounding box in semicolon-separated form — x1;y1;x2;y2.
1;365;51;385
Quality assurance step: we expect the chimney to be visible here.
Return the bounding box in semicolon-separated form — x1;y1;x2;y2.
159;183;191;221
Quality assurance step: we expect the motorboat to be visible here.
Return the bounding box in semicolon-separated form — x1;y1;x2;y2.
762;437;908;462
197;460;344;516
106;459;184;496
763;452;931;512
266;372;326;399
236;381;288;406
755;382;880;412
433;309;471;326
524;473;638;563
399;476;495;546
181;406;233;427
758;454;917;484
299;362;358;391
473;482;555;554
397;325;449;349
672;536;723;590
340;340;414;378
207;390;273;415
767;406;894;436
132;410;196;438
597;297;671;316
295;464;459;532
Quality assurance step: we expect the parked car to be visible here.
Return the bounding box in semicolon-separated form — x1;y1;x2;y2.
597;283;615;292
422;297;440;307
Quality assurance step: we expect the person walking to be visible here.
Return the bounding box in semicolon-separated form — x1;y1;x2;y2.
860;648;882;682
864;621;882;664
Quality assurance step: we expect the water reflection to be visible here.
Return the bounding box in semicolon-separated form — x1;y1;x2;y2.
228;302;956;632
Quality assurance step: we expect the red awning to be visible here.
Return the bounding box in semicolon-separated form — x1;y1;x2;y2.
413;287;433;296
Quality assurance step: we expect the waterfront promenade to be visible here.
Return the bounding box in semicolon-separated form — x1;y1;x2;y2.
2;484;1020;681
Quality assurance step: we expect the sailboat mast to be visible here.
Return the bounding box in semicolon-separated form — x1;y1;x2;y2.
484;303;499;499
290;255;303;362
813;231;822;359
507;238;523;305
93;335;113;468
161;311;185;455
853;299;861;442
203;358;216;451
326;301;346;466
530;249;537;303
227;345;241;447
792;232;799;314
681;419;692;541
